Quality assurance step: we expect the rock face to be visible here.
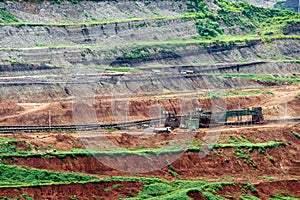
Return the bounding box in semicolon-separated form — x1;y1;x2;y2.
285;0;300;12
0;0;194;23
231;0;286;8
232;0;300;12
0;18;198;48
1;37;300;67
0;0;299;125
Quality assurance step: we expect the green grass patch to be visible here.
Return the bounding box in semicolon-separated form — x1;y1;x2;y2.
0;139;286;161
242;183;258;193
215;141;286;149
290;130;300;139
0;8;18;23
0;137;22;154
258;176;275;181
240;195;260;200
214;141;285;167
269;194;300;200
215;0;300;35
168;169;180;179
0;137;20;143
123;180;233;200
199;89;274;99
234;148;257;167
0;163;94;188
186;0;300;39
21;194;34;200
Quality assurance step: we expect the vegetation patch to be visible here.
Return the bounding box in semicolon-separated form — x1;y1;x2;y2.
0;8;18;23
0;137;23;155
122;180;233;200
269;194;300;200
290;130;300;139
240;195;260;200
116;45;152;60
192;0;224;39
242;183;258;193
214;0;300;35
215;141;286;149
199;89;274;99
0;164;94;188
0;138;286;162
168;164;180;178
184;0;300;39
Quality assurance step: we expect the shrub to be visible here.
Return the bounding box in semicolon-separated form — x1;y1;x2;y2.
243;183;258;193
291;130;300;139
0;8;18;23
195;19;224;38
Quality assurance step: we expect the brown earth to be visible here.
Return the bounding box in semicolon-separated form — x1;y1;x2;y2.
0;85;299;199
1;85;300;126
5;145;298;181
0;181;144;200
3;122;300;182
217;180;300;199
0;101;24;116
0;179;298;200
204;179;300;199
4;121;299;150
2;132;83;151
0;121;299;199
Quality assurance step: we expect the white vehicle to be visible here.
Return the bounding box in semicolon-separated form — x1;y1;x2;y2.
153;127;172;133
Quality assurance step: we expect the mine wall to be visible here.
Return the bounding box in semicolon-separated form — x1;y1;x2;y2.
1;38;299;67
199;62;300;75
107;39;300;68
0;63;56;72
0;38;299;102
0;74;260;102
0;18;197;48
0;0;194;23
283;24;300;35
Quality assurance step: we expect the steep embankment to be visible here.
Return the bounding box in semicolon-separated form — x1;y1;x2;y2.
0;0;299;126
0;0;299;66
0;0;192;23
2;123;300;180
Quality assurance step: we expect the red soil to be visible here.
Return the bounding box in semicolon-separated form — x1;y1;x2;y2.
0;101;24;116
4;144;299;181
1;85;299;126
218;180;300;199
0;181;144;200
0;93;273;126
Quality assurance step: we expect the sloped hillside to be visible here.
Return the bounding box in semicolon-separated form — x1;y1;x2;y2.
0;1;299;199
0;0;299;67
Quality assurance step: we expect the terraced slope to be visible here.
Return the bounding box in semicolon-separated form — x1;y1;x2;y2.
0;0;299;67
0;1;299;199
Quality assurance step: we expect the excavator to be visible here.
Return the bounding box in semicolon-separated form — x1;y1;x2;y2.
164;107;264;129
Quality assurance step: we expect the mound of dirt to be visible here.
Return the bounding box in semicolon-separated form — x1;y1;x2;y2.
0;92;273;126
0;101;73;126
0;101;24;116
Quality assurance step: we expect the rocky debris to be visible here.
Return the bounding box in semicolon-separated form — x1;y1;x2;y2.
0;0;193;23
